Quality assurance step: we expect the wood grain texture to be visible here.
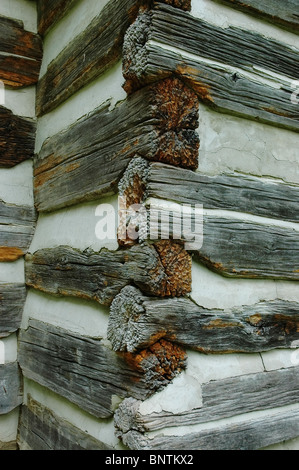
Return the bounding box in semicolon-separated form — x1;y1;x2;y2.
211;0;299;33
19;319;186;418
37;0;80;36
0;441;18;450
123;10;299;132
119;407;299;450
0;16;42;88
108;286;299;353
0;362;23;415
119;158;299;224
34;78;199;212
0;107;36;168
0;284;26;338
18;396;112;450
116;366;299;433
25;243;191;305
0;200;36;262
36;0;141;115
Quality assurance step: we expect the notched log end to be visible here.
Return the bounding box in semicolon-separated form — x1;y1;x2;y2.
122;339;187;391
154;240;192;297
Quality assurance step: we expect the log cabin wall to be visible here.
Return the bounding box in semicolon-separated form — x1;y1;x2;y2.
0;0;298;451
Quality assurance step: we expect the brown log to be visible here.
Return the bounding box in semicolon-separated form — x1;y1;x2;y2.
34;77;199;213
0;107;36;168
37;0;80;36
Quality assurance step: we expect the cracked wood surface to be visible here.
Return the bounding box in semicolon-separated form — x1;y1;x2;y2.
108;286;299;353
0;362;23;415
0;283;26;338
19;319;186;418
34;77;199;212
0;16;42;88
123;6;299;132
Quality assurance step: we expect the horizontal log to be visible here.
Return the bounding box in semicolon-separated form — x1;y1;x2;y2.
115;366;299;433
0;441;18;450
25;242;191;305
212;0;299;33
0;200;36;262
36;0;142;115
108;286;299;353
140;198;299;280
120;157;299;224
34;77;199;212
0;283;26;338
0;362;23;415
119;407;299;450
37;0;80;36
123;11;299;132
18;396;112;450
0;107;36;168
19;319;186;418
0;16;42;88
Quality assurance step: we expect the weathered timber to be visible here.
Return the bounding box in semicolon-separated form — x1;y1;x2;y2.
0;362;23;415
25;243;191;304
0;441;18;450
108;286;299;353
37;0;80;36
0;284;26;338
144;198;299;280
0;200;36;262
0;16;42;88
123;12;299;132
18;396;112;450
119;157;299;224
19;319;186;419
212;0;299;33
118;407;299;450
34;78;199;212
36;0;141;115
0;107;36;168
115;366;299;433
37;0;191;37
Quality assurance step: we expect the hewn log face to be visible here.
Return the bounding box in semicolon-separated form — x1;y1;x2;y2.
118;408;299;450
36;0;142;116
108;286;299;353
116;367;299;434
25;243;191;304
123;9;299;132
37;0;80;36
18;396;112;450
0;363;23;415
0;16;42;88
212;0;299;33
34;78;199;213
19;320;186;418
0;201;36;262
0;284;26;338
0;107;36;168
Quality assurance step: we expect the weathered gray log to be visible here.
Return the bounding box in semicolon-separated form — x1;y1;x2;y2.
19;319;187;419
18;396;112;450
119;157;299;225
115;366;299;433
0;284;26;338
0;16;42;88
25;242;192;303
123;11;299;132
0;107;36;168
37;0;80;36
36;0;142;115
34;77;199;212
212;0;299;33
0;362;23;415
118;407;299;450
108;286;299;353
142;198;299;280
0;200;36;262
